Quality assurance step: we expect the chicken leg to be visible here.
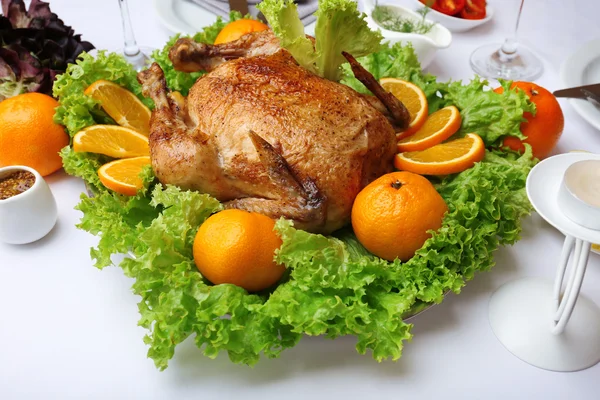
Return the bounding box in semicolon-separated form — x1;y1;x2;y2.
225;131;326;229
169;30;281;73
342;51;410;130
137;63;227;195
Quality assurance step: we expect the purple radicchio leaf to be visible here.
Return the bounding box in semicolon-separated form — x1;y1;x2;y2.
0;44;46;99
27;0;53;21
0;0;95;99
2;0;31;29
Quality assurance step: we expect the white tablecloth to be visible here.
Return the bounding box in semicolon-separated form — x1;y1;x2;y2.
2;0;600;398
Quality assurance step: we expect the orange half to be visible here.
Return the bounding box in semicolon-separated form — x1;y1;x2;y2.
98;156;151;196
380;77;428;138
397;106;462;152
395;133;486;175
85;80;151;136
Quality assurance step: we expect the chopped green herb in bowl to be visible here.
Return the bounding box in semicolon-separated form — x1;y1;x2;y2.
372;4;435;34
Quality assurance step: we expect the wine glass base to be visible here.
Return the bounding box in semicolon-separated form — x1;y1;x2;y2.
470;42;544;81
114;45;156;71
489;278;600;372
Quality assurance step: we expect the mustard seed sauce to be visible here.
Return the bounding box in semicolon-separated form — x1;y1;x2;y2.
0;171;35;200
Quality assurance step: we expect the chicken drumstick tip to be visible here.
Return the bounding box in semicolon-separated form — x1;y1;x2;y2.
342;51;410;130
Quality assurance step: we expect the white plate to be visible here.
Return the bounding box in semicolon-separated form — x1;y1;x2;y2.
152;0;221;35
560;38;600;132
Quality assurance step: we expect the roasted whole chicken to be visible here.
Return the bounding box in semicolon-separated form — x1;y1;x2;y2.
138;30;409;234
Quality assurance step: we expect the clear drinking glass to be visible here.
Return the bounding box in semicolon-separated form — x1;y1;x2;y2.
470;0;543;81
116;0;155;71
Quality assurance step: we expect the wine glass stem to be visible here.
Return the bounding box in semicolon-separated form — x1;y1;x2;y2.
118;0;140;57
500;0;525;56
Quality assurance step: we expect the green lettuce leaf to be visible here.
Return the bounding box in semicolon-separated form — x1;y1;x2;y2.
59;146;108;194
257;0;318;74
445;79;536;145
260;0;382;81
53;51;152;137
266;220;415;361
314;0;383;81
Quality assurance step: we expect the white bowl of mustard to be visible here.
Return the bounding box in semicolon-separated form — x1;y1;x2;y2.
0;165;58;244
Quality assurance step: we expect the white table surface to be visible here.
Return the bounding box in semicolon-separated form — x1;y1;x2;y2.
2;0;600;398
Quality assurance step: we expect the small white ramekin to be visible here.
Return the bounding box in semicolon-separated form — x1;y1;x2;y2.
0;165;58;244
557;160;600;231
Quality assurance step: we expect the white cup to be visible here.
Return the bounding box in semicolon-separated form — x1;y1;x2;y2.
0;165;58;244
557;160;600;231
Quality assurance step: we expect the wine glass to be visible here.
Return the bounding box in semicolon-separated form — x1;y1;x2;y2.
470;0;543;81
116;0;155;71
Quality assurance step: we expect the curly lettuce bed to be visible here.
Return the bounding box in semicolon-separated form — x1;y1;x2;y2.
53;13;536;370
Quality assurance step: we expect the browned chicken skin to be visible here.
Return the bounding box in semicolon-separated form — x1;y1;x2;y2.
138;30;403;233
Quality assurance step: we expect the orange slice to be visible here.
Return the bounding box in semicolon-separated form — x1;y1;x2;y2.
397;106;462;152
394;133;485;175
73;125;149;158
84;80;151;136
98;156;151;196
380;78;428;139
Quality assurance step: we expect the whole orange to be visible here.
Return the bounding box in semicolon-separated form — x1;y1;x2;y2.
0;93;69;176
213;19;269;45
351;171;448;262
192;209;286;292
494;82;564;160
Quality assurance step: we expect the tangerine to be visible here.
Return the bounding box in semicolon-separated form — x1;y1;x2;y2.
351;171;448;261
0;93;69;176
494;82;564;160
213;19;269;45
192;209;286;292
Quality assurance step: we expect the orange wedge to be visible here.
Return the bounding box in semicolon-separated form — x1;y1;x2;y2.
73;125;149;158
98;156;151;196
84;80;151;136
397;106;462;152
380;78;428;139
395;133;485;175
